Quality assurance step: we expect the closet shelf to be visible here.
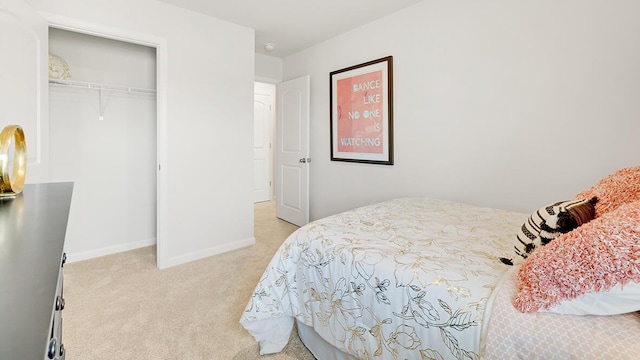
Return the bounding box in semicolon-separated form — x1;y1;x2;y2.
49;79;156;95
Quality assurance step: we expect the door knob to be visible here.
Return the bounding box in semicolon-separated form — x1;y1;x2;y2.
299;158;311;163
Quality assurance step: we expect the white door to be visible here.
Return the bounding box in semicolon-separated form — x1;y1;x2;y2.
276;76;310;226
0;0;49;183
254;82;275;203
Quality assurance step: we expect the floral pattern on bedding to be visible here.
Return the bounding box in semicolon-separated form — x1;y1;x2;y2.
240;198;526;359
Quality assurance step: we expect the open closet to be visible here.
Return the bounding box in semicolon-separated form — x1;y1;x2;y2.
48;28;158;262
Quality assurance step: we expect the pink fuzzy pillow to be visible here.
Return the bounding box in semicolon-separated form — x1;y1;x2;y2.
576;166;640;217
513;200;640;313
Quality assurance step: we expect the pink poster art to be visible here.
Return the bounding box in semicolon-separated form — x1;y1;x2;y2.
336;70;384;154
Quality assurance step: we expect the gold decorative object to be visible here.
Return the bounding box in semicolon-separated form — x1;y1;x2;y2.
49;53;72;80
0;125;27;197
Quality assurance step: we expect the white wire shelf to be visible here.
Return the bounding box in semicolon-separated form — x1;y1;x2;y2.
48;78;156;96
49;78;156;120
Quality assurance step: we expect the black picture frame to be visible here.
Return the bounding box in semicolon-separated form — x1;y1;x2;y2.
330;56;393;165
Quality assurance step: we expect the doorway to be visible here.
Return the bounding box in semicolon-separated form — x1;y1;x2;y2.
48;28;158;262
254;82;275;203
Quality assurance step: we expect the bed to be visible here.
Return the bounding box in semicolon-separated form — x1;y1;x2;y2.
240;166;640;359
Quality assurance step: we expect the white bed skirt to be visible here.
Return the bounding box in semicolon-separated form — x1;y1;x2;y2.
297;320;357;360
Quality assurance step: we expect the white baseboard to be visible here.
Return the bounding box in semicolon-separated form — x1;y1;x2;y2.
66;237;157;263
159;237;256;269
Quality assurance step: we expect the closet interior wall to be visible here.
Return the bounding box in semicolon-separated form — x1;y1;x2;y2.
49;28;157;261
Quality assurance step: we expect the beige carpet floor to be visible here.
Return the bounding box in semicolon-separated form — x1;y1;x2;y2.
63;201;317;359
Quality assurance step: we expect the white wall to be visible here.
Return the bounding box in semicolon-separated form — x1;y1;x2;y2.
0;0;50;183
49;28;157;260
30;0;256;268
255;53;283;83
284;0;640;220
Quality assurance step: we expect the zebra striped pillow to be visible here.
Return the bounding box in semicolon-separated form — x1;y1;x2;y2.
500;197;598;265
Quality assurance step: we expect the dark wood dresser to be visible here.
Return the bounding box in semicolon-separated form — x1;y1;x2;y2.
0;182;73;360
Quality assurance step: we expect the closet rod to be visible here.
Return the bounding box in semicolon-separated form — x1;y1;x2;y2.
49;79;156;95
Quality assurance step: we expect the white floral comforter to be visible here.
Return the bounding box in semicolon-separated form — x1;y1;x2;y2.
240;198;527;359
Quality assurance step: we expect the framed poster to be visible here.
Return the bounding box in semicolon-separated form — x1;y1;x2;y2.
330;56;393;165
